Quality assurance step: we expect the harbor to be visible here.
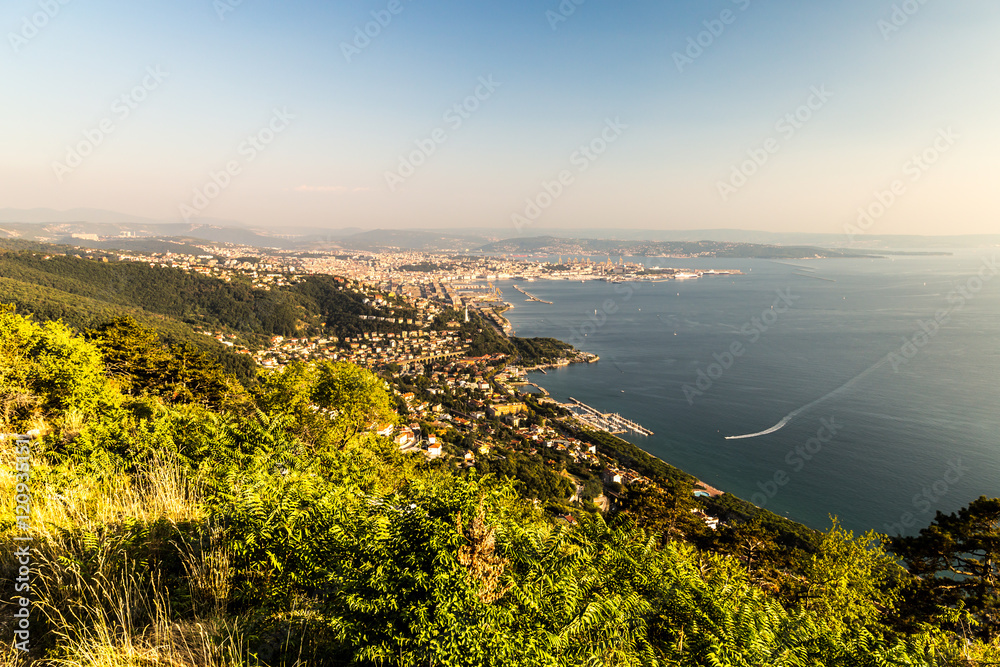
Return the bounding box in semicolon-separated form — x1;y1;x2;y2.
566;397;655;436
512;284;553;304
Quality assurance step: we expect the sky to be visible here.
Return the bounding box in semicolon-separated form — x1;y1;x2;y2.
2;0;999;237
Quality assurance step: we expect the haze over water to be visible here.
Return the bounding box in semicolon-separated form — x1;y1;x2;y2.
499;251;1000;535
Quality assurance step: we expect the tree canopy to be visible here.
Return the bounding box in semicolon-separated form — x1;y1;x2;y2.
0;306;998;665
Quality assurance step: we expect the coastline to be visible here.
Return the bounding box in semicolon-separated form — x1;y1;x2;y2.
522;367;816;544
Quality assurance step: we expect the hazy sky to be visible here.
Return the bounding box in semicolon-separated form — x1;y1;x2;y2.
2;0;998;237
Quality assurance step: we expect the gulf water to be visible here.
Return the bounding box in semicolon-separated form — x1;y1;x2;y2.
496;251;1000;535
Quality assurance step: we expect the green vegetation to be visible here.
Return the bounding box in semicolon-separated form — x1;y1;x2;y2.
432;307;575;365
475;451;575;503
0;245;422;349
2;308;1000;665
0;249;301;335
565;426;697;488
287;274;420;339
0;244;580;383
704;491;821;552
891;497;1000;638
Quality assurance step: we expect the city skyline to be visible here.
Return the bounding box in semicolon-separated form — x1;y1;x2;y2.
3;0;999;236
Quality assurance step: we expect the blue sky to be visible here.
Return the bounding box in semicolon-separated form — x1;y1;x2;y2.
2;0;998;236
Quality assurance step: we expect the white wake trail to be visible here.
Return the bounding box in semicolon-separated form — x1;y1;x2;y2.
724;355;893;441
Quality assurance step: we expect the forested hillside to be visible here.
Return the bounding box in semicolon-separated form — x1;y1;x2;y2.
0;249;303;335
0;243;584;372
1;308;999;665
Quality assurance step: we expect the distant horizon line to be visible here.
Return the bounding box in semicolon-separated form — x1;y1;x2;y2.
2;208;999;241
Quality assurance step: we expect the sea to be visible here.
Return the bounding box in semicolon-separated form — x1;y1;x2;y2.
495;250;1000;536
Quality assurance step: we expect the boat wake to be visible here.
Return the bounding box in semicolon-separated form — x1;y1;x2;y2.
725;354;893;441
725;415;795;440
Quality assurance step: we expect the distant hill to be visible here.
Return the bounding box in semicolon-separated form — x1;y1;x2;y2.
0;221;301;250
335;229;492;252
473;227;1000;249
478;236;876;259
3;208;996;252
0;207;253;228
0;207;165;225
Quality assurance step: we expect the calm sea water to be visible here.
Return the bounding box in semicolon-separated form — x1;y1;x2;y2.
497;251;1000;535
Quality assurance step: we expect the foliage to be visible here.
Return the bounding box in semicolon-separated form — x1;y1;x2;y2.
86;316;247;409
793;520;905;635
621;481;706;544
288;274;420;339
0;306;114;431
704;492;821;553
253;360;396;451
0;308;997;665
566;425;697;488
0;249;301;335
476;451;575;503
891;496;1000;638
0;275;257;384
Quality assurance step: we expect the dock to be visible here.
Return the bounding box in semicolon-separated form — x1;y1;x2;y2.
568;397;654;436
512;284;553;304
508;380;551;397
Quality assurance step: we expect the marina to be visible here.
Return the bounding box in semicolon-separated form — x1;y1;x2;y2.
567;397;655;436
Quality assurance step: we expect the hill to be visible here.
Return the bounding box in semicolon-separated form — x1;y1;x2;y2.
478;236;876;258
1;307;998;665
335;228;492;252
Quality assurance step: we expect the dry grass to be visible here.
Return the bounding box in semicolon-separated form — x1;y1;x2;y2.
0;615;259;667
0;441;256;666
28;458;202;539
177;523;232;619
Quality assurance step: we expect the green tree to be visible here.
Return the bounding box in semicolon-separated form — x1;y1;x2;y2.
255;360;396;451
709;517;795;592
793;519;904;636
0;306;112;431
86;316;171;393
622;481;705;544
891;496;1000;638
312;361;396;445
87;316;244;409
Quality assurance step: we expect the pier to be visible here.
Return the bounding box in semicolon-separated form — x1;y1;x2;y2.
508;380;551;397
567;397;654;436
512;284;553;304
